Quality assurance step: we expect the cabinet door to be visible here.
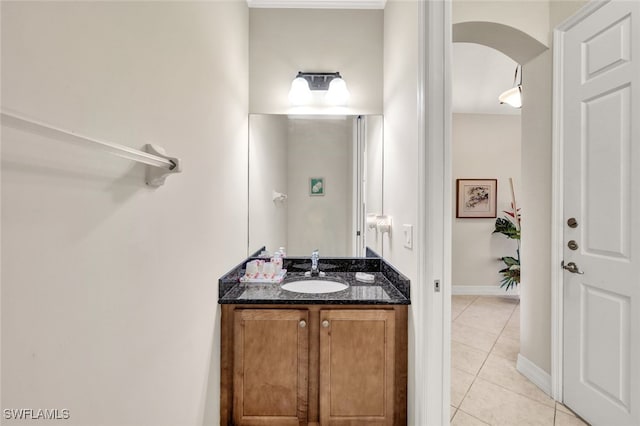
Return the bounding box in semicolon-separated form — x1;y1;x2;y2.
319;309;395;426
233;309;309;426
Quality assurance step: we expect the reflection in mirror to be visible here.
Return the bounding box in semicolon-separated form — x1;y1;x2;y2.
248;114;383;257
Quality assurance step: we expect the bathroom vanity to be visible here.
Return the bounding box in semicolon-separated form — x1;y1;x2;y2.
218;253;410;426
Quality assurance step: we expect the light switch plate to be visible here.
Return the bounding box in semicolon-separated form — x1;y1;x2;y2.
403;224;413;249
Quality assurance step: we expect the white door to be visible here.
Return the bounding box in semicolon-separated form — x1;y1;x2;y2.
561;0;640;424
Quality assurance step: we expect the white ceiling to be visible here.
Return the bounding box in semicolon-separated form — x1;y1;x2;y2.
452;43;521;115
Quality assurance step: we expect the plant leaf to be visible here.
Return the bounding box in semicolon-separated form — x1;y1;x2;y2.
493;218;520;240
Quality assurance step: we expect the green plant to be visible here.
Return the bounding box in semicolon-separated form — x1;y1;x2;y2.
493;203;521;291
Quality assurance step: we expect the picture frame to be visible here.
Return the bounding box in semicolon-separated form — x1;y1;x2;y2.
309;177;325;196
456;179;497;218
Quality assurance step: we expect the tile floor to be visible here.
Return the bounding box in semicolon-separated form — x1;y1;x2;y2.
450;295;590;426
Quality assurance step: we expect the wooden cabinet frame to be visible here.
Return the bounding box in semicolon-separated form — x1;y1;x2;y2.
220;304;408;426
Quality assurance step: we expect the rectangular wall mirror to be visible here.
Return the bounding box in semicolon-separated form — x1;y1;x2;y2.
248;114;384;257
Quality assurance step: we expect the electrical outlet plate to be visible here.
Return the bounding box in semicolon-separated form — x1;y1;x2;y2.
403;224;413;249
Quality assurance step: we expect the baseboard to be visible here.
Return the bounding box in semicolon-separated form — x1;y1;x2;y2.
452;285;520;297
517;354;552;397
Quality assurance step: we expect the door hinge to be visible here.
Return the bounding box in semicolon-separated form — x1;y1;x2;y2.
434;280;441;292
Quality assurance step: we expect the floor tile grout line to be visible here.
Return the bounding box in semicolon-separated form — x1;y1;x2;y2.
454;296;511;419
468;297;517;373
452;295;479;321
454;296;527;424
455;407;491;425
473;375;556;410
453;302;519;337
468;298;558;411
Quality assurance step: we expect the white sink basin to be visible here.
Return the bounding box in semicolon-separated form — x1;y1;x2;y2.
281;279;348;294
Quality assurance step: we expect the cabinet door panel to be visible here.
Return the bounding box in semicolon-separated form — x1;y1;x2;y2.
319;309;395;426
234;309;308;426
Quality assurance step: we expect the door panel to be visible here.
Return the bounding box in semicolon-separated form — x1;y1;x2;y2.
319;309;395;426
581;285;630;408
583;85;631;258
582;14;631;81
561;1;640;424
233;309;309;426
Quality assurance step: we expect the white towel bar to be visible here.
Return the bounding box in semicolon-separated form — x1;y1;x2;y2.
1;110;181;187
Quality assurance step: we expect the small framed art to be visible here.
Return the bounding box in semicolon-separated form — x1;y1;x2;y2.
310;177;325;196
456;179;497;218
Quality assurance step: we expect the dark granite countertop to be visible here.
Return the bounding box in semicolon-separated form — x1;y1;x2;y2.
219;272;409;305
218;249;410;305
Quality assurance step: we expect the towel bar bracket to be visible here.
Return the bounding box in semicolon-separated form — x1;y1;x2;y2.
145;144;181;187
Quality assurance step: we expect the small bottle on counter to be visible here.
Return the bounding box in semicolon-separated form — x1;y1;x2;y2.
271;251;283;275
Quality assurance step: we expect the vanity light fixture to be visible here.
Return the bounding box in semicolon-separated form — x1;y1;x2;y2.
288;71;350;106
498;65;523;108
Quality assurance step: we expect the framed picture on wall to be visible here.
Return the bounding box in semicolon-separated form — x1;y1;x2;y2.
310;177;325;196
456;179;497;218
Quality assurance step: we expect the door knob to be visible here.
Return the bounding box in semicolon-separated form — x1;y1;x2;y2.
562;261;584;274
322;320;330;328
567;218;578;228
299;320;307;328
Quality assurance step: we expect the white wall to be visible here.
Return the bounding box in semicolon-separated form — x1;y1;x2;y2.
249;8;383;115
452;113;521;288
383;0;419;423
287;118;352;256
1;2;248;425
248;115;289;254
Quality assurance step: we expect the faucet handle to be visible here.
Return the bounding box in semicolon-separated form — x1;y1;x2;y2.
311;249;319;258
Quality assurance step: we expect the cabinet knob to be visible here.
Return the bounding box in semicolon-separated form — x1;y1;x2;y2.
299;320;306;328
322;320;330;328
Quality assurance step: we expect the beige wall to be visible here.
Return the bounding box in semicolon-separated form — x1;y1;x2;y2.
453;0;551;46
382;1;419;282
550;0;588;28
287;118;353;256
452;113;521;289
454;0;587;375
383;0;419;422
518;0;587;374
520;50;553;373
1;2;248;425
365;115;384;255
248;114;289;254
249;8;383;115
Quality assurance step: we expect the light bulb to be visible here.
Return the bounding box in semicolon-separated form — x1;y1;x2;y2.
326;77;350;106
498;85;522;108
288;77;312;106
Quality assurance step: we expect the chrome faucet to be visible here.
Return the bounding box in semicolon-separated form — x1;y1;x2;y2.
310;249;320;276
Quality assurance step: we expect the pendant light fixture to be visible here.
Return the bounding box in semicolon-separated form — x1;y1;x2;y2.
499;65;523;108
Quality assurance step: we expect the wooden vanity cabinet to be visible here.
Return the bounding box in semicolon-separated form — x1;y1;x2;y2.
220;305;407;426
